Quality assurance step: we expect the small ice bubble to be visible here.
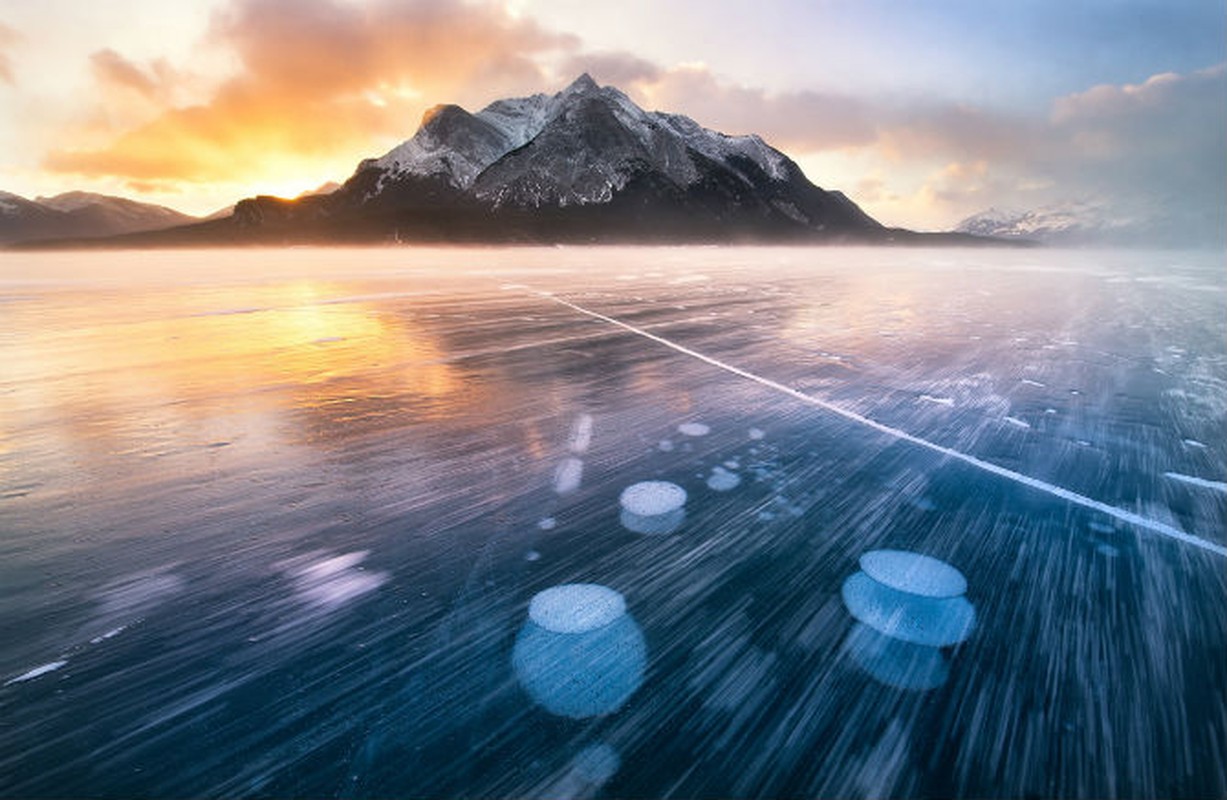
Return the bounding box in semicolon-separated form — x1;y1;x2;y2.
5;660;68;686
919;395;954;407
748;428;765;440
706;467;741;492
619;481;686;516
528;584;627;634
1045;408;1057;415
525;550;542;562
1183;439;1207;449
1021;379;1045;387
1096;543;1120;558
658;439;675;452
1003;416;1031;429
723;460;739;470
554;458;584;494
859;550;967;598
1087;520;1115;534
677;422;710;437
537;517;557;530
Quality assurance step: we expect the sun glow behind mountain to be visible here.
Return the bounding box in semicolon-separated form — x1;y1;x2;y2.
0;0;1222;240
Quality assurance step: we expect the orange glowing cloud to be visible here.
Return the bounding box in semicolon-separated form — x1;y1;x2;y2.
43;0;576;188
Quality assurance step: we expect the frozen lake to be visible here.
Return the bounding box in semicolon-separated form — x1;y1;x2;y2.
1;246;1224;797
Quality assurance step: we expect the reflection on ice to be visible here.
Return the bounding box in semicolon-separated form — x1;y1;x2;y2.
844;623;950;691
512;584;646;719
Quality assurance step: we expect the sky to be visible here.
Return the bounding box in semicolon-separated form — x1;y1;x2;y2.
0;0;1223;237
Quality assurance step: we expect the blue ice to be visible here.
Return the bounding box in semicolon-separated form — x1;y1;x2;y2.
841;571;976;647
859;549;967;598
512;584;646;718
845;623;950;691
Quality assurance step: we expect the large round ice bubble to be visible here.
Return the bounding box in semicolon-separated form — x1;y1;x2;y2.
841;571;976;647
845;622;950;691
859;550;967;598
619;481;687;517
512;596;646;719
529;583;626;634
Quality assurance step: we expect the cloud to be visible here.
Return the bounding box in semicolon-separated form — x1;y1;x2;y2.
44;0;576;184
0;23;21;86
630;64;878;151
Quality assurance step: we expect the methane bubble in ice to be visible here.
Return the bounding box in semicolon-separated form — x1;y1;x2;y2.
554;457;584;494
529;584;626;634
706;467;741;492
573;743;621;784
845;623;950;691
841;572;975;647
620;507;685;535
677;422;710;437
859;550;967;598
620;481;686;516
513;584;646;718
748;427;765;440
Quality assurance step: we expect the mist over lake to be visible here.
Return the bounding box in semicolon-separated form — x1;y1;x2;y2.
1;246;1224;798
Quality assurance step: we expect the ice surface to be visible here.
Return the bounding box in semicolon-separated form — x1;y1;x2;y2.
554;457;584;494
845;623;950;691
842;571;976;647
513;608;646;718
528;584;626;634
706;467;742;492
5;660;69;686
619;481;687;516
859;550;968;598
677;422;711;437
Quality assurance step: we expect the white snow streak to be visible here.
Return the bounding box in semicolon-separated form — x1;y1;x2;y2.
540;292;1227;558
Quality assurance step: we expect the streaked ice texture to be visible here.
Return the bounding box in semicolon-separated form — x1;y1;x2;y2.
528;584;626;634
677;422;711;437
572;743;620;783
842;572;976;647
859;550;968;598
619;481;687;516
513;585;646;718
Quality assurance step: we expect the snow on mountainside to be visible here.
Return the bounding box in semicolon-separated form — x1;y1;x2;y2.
364;73;804;209
955;202;1129;244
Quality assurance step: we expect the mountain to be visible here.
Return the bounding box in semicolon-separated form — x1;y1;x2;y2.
955;202;1130;245
0;191;197;244
127;74;893;246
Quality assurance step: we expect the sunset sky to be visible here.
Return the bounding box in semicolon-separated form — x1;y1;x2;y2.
0;0;1223;236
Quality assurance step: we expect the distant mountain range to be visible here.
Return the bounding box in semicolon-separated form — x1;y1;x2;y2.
954;202;1130;245
7;75;1018;248
0;191;198;244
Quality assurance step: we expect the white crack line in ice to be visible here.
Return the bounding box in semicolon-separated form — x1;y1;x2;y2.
538;291;1227;558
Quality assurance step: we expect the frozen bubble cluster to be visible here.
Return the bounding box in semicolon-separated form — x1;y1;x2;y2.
619;480;687;535
512;583;646;719
841;549;975;691
705;466;741;492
